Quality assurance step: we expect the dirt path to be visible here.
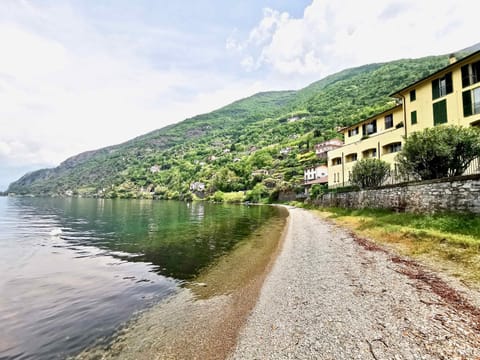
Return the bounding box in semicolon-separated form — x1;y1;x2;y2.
230;207;480;359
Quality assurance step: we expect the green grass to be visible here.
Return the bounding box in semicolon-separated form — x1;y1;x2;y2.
326;208;480;240
315;207;480;285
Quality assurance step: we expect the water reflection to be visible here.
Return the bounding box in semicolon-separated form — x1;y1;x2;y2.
0;197;281;360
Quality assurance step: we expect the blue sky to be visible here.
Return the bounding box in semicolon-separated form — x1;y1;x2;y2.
0;0;478;190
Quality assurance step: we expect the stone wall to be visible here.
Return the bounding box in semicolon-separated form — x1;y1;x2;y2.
278;191;297;202
313;175;480;213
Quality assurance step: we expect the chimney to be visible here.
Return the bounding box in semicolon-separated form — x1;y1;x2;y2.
449;53;457;64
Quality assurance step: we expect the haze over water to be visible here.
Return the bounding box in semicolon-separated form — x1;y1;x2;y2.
0;197;282;359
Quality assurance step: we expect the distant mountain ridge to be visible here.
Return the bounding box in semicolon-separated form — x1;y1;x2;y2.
8;44;479;198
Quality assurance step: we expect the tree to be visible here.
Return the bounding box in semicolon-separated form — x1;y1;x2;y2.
351;159;390;189
246;183;268;203
396;126;480;180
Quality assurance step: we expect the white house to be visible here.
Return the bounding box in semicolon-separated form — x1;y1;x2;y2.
303;165;329;195
190;182;206;192
252;169;269;177
314;139;343;159
150;165;161;173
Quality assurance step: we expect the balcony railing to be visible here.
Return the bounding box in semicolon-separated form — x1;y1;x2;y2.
329;157;480;189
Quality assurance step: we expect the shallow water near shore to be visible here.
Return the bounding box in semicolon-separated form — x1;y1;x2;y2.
0;197;286;360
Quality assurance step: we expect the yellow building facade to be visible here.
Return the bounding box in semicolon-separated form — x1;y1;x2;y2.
328;50;480;187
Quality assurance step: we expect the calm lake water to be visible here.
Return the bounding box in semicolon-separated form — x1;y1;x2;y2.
0;197;283;360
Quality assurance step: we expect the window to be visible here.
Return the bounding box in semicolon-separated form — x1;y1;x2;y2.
433;99;448;125
383;142;402;154
384;114;393;129
463;87;480;117
362;148;377;158
410;89;416;101
411;110;417;125
346;153;357;162
461;60;480;88
332;157;342;166
432;72;453;99
362;120;377;136
348;127;359;137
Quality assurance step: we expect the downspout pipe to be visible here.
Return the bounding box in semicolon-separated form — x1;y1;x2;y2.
401;94;407;140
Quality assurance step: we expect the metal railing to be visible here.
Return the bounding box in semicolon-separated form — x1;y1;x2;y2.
328;157;480;189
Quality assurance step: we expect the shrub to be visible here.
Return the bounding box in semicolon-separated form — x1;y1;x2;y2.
396;126;480;180
310;184;327;199
212;191;224;202
222;191;245;203
245;183;268;203
351;158;390;189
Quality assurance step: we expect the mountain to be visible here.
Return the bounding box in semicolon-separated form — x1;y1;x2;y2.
8;51;462;199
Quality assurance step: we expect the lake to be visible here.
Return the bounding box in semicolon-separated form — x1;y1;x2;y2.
0;197;285;360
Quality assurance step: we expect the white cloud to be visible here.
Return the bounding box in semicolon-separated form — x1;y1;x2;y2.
0;2;266;176
230;0;480;77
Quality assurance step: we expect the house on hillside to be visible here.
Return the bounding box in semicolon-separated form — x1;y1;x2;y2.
190;182;206;192
150;165;161;173
328;50;480;188
252;169;269;177
314;139;343;159
303;165;328;195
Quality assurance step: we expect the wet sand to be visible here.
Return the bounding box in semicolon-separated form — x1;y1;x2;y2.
75;206;288;360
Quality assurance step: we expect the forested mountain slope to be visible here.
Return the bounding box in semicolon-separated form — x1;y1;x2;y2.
8;52;460;199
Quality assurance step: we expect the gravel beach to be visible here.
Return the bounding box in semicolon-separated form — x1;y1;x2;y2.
230;207;480;359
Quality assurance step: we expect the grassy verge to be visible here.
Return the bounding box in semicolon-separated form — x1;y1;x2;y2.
313;207;480;286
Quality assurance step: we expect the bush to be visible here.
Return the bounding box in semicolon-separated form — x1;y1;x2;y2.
351;159;390;189
310;184;327;199
222;191;245;203
396;126;480;180
212;191;224;202
245;183;268;203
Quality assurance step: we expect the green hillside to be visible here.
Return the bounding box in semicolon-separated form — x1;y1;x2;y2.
8;53;456;200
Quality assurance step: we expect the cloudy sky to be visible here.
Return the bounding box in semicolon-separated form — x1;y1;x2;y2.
1;0;478;190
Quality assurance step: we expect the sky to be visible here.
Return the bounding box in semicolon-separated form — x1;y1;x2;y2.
1;0;479;191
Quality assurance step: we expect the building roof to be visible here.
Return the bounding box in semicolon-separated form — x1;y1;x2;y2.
304;177;328;186
304;164;328;170
338;104;402;133
389;49;480;97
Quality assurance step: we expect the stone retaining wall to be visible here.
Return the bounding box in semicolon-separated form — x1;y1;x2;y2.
313;175;480;213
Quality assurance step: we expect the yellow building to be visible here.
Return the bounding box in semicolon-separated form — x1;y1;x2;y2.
328;50;480;188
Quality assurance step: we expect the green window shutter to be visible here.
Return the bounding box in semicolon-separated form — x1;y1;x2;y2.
433;99;447;125
411;110;417;125
432;79;440;99
461;65;470;87
463;90;473;117
445;72;453;94
410;90;416;101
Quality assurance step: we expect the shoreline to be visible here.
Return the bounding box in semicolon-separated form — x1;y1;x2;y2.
75;205;290;359
230;207;480;359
